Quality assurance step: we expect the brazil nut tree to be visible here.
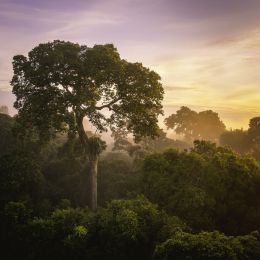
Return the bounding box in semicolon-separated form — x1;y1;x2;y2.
11;40;164;210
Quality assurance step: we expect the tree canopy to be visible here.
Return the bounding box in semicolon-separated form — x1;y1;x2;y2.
142;141;260;234
11;40;164;209
12;40;163;142
164;106;226;142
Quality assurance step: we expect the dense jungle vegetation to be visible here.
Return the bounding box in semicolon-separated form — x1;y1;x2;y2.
0;41;260;259
1;112;260;259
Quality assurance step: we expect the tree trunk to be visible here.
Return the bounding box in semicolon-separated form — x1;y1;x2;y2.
88;154;98;210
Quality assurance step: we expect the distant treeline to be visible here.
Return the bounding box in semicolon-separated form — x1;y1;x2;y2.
114;105;260;160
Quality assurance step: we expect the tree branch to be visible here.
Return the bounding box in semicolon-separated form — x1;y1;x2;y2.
95;97;121;110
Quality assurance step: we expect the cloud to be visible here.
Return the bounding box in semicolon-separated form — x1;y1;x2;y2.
0;1;122;32
46;11;123;39
224;88;260;100
164;85;196;91
207;30;260;50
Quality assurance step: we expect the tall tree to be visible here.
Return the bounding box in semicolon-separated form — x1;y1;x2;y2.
164;106;225;143
11;40;164;210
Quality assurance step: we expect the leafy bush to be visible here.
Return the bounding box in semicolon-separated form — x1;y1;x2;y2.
154;231;260;260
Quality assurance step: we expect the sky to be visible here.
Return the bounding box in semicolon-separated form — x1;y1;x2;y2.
0;0;260;129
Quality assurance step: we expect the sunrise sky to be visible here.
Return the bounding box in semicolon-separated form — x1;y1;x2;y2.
0;0;260;129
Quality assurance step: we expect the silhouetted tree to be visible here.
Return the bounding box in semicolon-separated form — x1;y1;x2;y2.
11;40;164;210
165;106;226;143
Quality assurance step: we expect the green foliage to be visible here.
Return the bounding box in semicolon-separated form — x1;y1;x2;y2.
153;231;260;260
0;201;33;259
98;151;139;206
42;156;86;207
1;52;260;259
142;141;260;234
0;113;16;156
11;40;164;145
82;196;181;260
112;128;190;170
0;152;44;207
87;136;107;157
0;190;259;260
26;207;89;259
237;231;260;259
3;201;32;225
1;197;183;260
11;40;164;209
